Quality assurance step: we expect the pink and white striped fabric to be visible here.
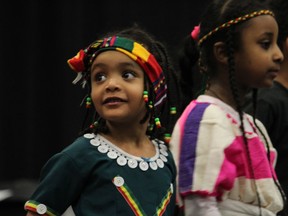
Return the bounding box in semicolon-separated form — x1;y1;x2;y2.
170;95;283;214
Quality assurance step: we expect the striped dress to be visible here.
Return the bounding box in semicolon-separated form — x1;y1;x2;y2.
170;95;283;215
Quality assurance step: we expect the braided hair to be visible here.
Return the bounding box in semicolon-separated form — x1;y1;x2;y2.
76;24;181;145
178;0;287;215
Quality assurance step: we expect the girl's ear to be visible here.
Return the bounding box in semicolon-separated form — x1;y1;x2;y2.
213;41;228;65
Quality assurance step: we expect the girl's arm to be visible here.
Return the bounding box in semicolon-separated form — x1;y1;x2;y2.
184;195;221;216
26;211;40;216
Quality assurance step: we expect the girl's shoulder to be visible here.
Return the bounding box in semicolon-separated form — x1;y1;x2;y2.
180;96;230;122
62;134;93;153
58;133;106;164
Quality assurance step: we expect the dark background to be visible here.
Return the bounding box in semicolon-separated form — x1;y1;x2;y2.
0;1;207;215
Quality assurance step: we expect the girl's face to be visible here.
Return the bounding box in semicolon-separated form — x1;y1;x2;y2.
234;15;283;89
90;50;147;125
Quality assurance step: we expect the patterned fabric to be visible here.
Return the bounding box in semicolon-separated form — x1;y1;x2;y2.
67;36;167;109
25;200;58;216
198;10;274;46
170;95;283;214
24;134;176;216
113;175;173;216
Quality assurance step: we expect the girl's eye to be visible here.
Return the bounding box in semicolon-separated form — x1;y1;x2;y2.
122;71;136;79
260;40;271;49
94;73;106;82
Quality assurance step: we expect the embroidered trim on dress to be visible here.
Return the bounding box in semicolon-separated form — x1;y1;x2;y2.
83;133;169;171
112;175;173;216
24;200;58;216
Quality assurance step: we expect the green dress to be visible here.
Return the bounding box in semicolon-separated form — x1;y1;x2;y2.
24;133;177;216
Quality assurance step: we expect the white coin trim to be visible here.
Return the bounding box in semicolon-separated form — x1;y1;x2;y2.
85;133;169;171
36;204;47;214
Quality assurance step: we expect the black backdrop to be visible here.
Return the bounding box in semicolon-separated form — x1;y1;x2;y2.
0;0;207;201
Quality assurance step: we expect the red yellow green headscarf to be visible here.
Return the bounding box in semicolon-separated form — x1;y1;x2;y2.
67;36;167;109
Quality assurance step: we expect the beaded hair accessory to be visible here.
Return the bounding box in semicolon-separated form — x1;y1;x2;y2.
198;10;274;46
67;36;167;110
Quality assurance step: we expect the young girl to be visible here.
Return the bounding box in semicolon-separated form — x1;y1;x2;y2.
170;0;287;215
24;26;181;216
244;0;288;214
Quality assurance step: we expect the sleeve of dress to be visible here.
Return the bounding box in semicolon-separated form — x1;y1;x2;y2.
171;102;237;201
24;152;86;216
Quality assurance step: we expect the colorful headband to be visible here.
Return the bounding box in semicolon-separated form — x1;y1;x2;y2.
198;10;274;46
67;36;167;109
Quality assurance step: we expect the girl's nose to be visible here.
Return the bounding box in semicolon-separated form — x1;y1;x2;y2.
105;78;120;91
274;44;284;63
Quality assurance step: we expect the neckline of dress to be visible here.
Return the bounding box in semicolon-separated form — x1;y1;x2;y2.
83;133;169;171
197;95;257;134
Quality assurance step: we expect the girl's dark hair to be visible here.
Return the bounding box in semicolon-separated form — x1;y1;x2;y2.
178;0;287;215
270;0;288;46
79;24;182;144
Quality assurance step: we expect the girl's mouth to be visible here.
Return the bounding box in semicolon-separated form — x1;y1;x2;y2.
103;97;126;105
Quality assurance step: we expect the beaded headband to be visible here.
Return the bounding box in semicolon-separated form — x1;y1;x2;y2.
67;36;167;109
198;10;274;46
